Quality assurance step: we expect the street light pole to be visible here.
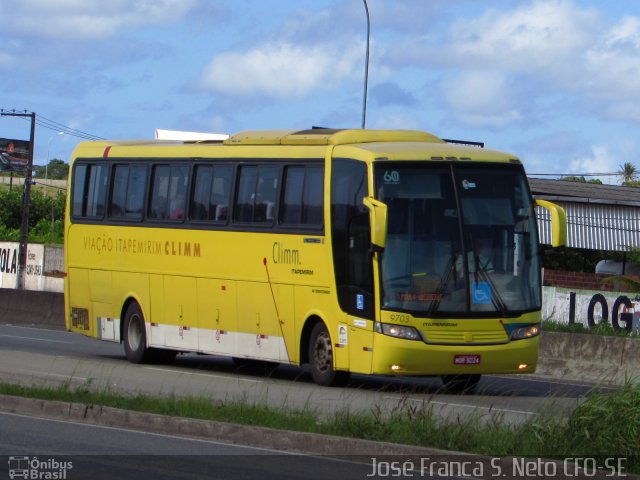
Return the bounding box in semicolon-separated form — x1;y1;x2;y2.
361;0;370;129
46;131;64;180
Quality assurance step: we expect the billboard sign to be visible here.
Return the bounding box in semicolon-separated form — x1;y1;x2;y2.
0;137;30;172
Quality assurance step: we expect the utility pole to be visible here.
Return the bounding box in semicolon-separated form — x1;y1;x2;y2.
361;0;370;129
1;110;36;289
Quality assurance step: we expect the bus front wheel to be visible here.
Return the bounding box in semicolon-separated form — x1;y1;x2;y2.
309;322;349;387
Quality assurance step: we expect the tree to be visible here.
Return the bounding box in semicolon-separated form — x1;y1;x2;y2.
619;162;638;184
561;175;602;184
33;158;69;180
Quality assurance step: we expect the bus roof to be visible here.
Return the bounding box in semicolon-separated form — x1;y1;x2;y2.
71;128;520;164
223;128;443;146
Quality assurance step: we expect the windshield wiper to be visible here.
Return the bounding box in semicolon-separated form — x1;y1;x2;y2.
472;249;508;315
426;254;457;316
426;250;508;316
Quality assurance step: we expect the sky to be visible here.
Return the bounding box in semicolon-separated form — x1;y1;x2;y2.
2;0;640;185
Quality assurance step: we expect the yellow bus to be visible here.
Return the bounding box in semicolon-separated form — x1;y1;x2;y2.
64;128;566;389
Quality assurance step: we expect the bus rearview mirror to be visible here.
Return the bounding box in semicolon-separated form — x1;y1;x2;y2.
534;199;567;247
363;196;388;251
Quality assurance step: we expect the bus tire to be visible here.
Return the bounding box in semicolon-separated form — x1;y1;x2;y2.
123;302;151;364
440;374;481;394
309;322;349;387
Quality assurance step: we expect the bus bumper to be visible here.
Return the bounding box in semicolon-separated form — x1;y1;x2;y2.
370;332;539;376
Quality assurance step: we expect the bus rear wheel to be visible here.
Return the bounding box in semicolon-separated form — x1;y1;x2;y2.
122;302;176;364
123;302;149;363
309;322;349;387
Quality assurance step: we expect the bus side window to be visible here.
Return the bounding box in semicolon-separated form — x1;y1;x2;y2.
210;165;232;222
110;165;129;217
109;164;147;220
168;165;188;221
71;164;87;217
302;166;323;225
280;166;304;224
149;165;171;219
125;165;147;219
234;165;278;224
280;164;324;227
148;164;187;221
256;166;278;222
86;164;108;217
235;166;257;223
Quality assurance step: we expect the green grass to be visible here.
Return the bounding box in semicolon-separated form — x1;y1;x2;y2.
0;380;638;472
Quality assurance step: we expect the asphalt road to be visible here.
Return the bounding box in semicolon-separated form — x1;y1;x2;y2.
0;324;605;426
0;323;623;480
0;411;374;480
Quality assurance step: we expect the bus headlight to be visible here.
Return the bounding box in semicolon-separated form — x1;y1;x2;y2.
509;324;541;340
375;322;421;341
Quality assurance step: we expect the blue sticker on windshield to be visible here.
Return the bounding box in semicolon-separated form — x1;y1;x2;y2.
356;294;364;310
472;282;491;304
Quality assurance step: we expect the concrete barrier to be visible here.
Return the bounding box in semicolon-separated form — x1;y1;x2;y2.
0;288;64;330
0;288;637;386
537;331;639;386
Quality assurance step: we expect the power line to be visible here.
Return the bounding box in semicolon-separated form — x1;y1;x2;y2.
36;114;104;140
1;108;104;141
537;214;640;234
529;172;621;177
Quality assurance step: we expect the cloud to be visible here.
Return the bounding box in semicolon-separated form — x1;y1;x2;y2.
383;1;640;126
438;71;523;128
371;82;417;107
0;52;12;67
197;42;362;100
370;111;422;130
447;0;597;73
2;0;200;39
580;16;640;121
569;145;620;183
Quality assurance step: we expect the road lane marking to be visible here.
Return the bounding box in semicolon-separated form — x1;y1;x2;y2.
142;366;263;384
11;368;89;382
383;396;536;416
0;334;74;344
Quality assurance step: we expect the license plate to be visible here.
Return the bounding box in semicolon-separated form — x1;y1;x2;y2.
453;354;481;365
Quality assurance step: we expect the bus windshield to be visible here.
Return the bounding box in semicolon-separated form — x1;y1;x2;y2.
375;163;541;317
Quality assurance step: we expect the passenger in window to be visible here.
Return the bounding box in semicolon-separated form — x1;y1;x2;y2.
170;194;185;220
456;237;495;275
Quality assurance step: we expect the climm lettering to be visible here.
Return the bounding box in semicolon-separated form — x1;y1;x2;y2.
164;241;201;257
272;242;300;265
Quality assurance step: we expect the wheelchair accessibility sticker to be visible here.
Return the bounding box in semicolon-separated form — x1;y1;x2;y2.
472;282;491;304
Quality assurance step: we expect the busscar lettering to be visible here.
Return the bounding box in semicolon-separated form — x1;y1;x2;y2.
291;268;313;275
